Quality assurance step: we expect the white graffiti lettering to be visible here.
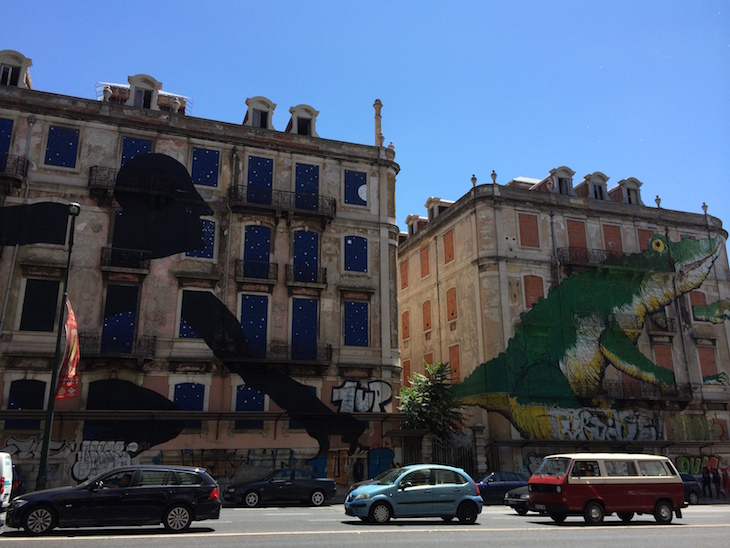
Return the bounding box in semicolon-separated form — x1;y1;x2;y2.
331;380;393;413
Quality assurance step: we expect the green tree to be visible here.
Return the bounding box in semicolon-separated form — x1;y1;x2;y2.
398;362;465;438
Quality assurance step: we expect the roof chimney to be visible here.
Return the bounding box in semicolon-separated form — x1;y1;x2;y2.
374;99;384;147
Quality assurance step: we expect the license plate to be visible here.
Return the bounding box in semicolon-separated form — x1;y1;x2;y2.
535;504;546;510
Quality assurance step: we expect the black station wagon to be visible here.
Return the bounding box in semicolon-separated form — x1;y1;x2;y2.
6;465;221;535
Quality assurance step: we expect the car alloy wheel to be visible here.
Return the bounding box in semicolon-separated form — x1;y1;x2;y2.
24;505;56;535
457;502;478;524
688;491;699;505
370;502;391;524
164;504;192;532
310;490;326;506
654;501;673;524
244;491;260;507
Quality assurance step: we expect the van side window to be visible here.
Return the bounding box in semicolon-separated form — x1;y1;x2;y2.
571;461;600;477
605;460;638;476
639;460;670;476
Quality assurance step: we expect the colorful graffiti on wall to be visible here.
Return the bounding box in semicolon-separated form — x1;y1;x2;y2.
454;234;728;441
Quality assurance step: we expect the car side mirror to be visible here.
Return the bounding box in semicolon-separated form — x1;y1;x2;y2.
90;480;103;491
399;481;412;490
487;478;494;483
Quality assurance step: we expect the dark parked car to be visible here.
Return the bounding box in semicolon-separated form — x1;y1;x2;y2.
681;473;701;504
476;471;529;504
504;485;543;515
6;465;221;535
224;468;336;507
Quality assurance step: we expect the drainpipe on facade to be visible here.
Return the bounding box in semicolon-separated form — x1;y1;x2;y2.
0;115;35;336
433;235;443;365
224;147;238;308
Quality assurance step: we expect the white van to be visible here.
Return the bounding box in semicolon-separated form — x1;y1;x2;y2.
0;452;13;529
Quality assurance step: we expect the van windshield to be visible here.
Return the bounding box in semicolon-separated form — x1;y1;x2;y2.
534;457;571;477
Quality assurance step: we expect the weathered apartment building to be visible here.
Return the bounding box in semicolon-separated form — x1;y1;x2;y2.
398;166;730;478
0;50;401;488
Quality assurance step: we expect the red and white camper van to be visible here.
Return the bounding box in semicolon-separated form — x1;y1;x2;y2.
528;453;685;525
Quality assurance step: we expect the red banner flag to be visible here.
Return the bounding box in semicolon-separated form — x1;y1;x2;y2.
56;299;80;400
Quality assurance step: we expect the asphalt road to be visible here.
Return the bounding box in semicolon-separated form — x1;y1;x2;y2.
2;502;729;547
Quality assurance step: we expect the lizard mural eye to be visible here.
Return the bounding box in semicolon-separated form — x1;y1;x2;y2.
650;236;667;255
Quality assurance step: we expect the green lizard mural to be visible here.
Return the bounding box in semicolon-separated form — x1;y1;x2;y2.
453;234;726;440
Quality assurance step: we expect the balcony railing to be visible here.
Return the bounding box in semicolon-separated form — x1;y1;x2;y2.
603;380;693;401
79;332;157;359
101;247;151;270
0;153;29;180
88;166;119;190
285;264;327;285
228;185;336;219
235;340;333;364
646;316;677;332
235;260;278;282
557;246;611;266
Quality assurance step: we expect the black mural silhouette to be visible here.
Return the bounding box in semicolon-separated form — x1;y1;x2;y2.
100;153;366;453
1;153;368;454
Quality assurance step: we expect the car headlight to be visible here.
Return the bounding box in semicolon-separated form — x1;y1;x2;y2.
11;499;28;509
353;493;371;500
556;486;561;494
520;494;529;500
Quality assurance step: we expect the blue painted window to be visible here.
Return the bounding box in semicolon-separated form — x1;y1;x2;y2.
344;170;367;206
186;219;215;259
247;156;273;204
289;385;317;429
292;298;317;360
101;284;138;354
241;294;268;359
344;301;369;346
235;384;265;429
292;230;319;283
0;118;12;154
20;279;59;332
179;290;203;338
191;147;219;187
174;382;205;428
344;236;368;272
44;126;79;168
243;225;271;278
295;163;319;211
121;136;152;166
5;379;45;430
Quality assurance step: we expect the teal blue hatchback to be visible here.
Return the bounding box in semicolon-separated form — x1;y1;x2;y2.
344;464;483;524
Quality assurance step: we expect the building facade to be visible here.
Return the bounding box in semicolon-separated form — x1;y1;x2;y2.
397;167;730;478
0;50;401;488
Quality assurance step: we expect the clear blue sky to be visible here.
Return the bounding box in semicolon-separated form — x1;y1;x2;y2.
5;1;729;232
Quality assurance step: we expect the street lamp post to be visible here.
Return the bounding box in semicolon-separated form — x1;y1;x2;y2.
35;202;81;491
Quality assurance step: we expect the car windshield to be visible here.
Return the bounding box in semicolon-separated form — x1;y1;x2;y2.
375;468;407;485
534;457;571;477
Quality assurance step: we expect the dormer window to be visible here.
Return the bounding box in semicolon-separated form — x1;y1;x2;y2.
244;96;276;130
125;74;162;111
558;178;570;194
0;50;32;89
134;88;153;109
608;177;643;206
296;117;311;136
592;184;605;200
0;65;19;86
287;105;319;137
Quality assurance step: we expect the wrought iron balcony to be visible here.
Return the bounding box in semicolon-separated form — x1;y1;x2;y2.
101;247;151;270
0;152;28;181
235;260;278;282
228;185;336;219
602;380;693;401
557;246;610;266
88;166;119;190
285;264;327;285
234;339;333;364
79;332;157;359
